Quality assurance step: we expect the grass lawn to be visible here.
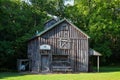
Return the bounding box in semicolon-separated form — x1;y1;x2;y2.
0;67;120;80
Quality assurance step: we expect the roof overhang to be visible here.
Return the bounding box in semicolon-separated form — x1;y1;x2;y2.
89;49;102;56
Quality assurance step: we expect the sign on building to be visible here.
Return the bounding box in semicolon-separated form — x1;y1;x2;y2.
40;44;51;50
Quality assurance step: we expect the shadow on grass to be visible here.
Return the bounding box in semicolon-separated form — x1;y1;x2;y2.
0;72;26;79
93;66;120;73
0;72;51;79
0;67;120;79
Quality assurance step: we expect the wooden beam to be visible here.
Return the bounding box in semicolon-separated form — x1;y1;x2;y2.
97;56;99;72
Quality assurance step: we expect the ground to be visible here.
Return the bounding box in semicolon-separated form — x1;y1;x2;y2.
0;67;120;80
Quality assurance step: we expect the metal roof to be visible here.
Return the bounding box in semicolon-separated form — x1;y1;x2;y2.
89;49;102;56
28;18;90;41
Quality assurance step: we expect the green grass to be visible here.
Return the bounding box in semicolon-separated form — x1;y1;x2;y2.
0;67;120;80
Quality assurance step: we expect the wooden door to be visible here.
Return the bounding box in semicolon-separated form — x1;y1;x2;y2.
41;55;49;72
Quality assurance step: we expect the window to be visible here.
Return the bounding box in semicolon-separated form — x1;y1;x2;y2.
61;23;69;31
59;39;71;49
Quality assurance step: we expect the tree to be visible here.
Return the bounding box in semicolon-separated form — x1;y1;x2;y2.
0;0;120;70
0;0;48;69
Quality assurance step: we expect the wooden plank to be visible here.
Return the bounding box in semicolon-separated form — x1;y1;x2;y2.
38;37;40;72
97;56;99;72
27;20;89;73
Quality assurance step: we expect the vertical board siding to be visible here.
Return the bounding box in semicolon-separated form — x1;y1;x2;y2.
28;21;89;72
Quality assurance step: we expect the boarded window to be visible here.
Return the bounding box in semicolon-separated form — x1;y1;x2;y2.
59;39;71;49
61;23;69;31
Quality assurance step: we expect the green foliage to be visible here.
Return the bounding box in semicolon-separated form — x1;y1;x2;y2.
0;0;120;70
0;0;49;69
86;0;120;63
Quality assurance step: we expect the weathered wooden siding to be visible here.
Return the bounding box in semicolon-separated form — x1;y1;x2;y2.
28;38;40;72
37;21;89;72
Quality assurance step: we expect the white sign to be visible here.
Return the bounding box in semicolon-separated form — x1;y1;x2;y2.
40;44;51;50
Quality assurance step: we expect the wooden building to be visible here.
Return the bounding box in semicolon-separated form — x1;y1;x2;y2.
27;18;100;73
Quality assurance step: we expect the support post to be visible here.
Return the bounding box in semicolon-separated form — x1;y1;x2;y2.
97;56;99;72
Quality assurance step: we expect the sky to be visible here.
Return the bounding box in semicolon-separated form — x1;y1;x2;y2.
64;0;74;6
21;0;31;5
21;0;74;6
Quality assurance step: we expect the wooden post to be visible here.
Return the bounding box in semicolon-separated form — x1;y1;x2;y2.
97;56;99;72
